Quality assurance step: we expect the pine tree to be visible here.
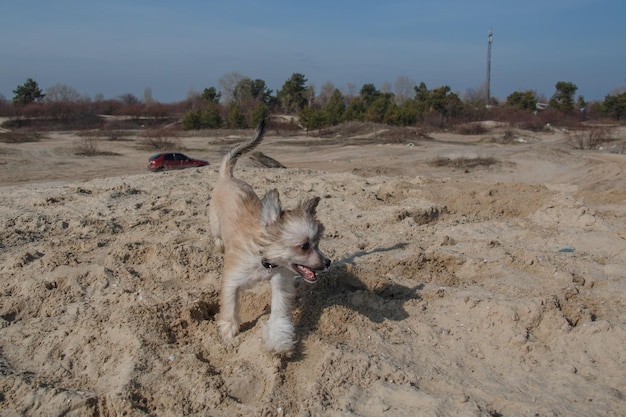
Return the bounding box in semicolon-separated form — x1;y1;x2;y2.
13;78;45;104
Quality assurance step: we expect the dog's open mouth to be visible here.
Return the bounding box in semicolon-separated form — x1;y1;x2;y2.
293;264;318;283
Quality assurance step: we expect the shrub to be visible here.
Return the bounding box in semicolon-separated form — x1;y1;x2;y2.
101;129;131;141
455;123;488;135
430;155;497;169
0;131;42;143
74;137;101;156
567;126;617;150
140;128;176;150
74;137;118;156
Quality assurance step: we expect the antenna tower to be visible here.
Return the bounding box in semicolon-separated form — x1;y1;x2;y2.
486;28;493;107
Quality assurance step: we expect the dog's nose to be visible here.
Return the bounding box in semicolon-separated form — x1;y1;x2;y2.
323;257;331;269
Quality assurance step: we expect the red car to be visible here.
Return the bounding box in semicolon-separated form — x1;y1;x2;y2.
148;152;209;171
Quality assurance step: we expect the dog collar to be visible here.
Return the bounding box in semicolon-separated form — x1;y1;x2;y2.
261;259;278;270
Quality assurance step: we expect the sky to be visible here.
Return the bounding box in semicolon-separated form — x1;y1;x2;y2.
1;0;625;103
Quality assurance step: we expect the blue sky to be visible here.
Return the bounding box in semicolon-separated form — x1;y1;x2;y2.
1;1;625;103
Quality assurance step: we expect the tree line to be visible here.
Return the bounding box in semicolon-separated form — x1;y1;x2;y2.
3;73;626;132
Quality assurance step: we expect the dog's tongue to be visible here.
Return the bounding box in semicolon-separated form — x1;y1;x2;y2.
294;264;317;283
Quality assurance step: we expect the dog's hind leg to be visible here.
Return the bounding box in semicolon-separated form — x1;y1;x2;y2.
209;204;225;254
264;273;297;354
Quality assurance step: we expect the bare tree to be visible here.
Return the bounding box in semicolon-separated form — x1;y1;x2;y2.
119;93;140;105
305;84;316;107
394;75;416;104
219;71;245;103
317;81;336;107
345;83;358;99
463;82;488;105
609;86;626;96
45;83;81;102
143;87;154;104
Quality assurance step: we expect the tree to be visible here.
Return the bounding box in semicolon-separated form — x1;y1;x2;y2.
118;93;140;106
304;85;315;108
201;104;223;128
299;105;326;132
249;103;269;127
396;99;421;126
143;87;154;104
253;79;273;104
343;96;366;121
233;78;272;105
316;81;337;107
428;86;463;125
227;103;246;128
394;75;416;104
182;109;202;129
324;89;345;125
278;73;308;114
201;87;221;104
549;81;578;111
506;90;537;111
602;92;626;120
413;82;430;108
360;83;381;107
45;83;81;102
13;78;45;104
344;83;358;99
218;71;245;103
366;94;395;124
463;83;488;106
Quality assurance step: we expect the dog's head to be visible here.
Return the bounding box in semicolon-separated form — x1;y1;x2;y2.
260;189;331;283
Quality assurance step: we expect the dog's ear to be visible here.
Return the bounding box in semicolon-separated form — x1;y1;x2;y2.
300;196;321;216
261;189;282;226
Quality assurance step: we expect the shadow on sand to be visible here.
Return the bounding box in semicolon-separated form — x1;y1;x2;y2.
293;243;422;352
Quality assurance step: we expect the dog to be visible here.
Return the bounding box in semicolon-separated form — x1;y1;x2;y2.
209;120;331;354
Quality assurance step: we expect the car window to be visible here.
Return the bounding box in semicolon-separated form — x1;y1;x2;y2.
164;154;174;161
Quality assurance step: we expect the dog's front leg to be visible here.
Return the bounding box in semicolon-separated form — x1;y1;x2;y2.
264;272;297;354
218;280;240;342
218;262;245;342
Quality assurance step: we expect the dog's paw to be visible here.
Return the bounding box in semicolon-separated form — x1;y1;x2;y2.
263;317;296;355
214;238;225;254
218;319;240;343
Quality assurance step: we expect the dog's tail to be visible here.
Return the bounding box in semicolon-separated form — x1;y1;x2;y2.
219;120;267;178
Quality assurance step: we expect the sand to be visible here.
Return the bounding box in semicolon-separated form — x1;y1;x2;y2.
0;124;625;416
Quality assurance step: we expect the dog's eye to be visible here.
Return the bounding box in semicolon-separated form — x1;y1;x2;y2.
300;242;310;251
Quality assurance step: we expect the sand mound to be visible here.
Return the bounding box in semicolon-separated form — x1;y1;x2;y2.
1;129;625;416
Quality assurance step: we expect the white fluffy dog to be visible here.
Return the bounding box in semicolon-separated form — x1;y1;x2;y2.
209;121;331;354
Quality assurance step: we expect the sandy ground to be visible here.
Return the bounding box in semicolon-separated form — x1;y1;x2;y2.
0;125;625;416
